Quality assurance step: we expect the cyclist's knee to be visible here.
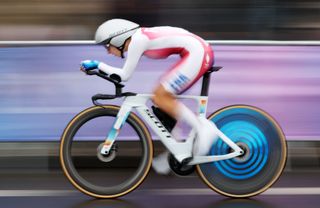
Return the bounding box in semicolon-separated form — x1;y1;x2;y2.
152;94;158;106
152;88;162;106
152;85;172;106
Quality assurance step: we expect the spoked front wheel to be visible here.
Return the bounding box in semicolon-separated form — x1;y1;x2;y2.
60;105;153;198
197;105;287;198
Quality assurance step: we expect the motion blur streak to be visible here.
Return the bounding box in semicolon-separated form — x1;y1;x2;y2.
0;0;319;40
0;45;319;141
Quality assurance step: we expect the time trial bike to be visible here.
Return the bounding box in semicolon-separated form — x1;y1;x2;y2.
60;66;287;198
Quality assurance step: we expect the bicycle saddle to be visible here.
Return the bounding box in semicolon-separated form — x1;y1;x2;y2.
206;66;223;74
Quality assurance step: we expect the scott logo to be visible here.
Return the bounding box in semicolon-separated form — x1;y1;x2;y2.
145;109;172;138
109;28;128;38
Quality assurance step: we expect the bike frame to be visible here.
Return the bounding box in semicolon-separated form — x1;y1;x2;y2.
100;93;243;165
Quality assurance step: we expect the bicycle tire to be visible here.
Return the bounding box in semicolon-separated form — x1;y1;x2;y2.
60;105;153;198
196;105;287;198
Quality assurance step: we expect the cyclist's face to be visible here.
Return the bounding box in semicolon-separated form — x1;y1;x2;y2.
105;44;121;57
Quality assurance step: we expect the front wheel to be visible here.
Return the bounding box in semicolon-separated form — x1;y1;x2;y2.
60;105;153;198
197;105;287;198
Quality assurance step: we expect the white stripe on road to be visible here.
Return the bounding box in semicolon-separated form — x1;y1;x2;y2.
0;187;320;197
146;187;320;196
265;187;320;195
0;190;77;197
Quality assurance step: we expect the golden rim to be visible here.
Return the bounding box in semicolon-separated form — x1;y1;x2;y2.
59;105;153;198
196;104;287;198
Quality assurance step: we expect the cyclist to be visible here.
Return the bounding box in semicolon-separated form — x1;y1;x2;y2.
81;19;218;174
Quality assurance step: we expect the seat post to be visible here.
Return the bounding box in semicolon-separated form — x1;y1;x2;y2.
200;72;211;96
200;66;222;96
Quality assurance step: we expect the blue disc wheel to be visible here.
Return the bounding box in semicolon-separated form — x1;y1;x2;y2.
196;105;287;198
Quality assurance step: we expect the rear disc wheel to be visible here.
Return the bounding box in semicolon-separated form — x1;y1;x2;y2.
196;105;287;198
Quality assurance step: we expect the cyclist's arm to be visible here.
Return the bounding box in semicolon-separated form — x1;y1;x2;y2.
98;34;148;81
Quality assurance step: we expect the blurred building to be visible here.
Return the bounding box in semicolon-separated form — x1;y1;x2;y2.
0;0;319;40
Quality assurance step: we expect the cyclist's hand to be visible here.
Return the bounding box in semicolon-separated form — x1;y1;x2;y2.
80;60;100;72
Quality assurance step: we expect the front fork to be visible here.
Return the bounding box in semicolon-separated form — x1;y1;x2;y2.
100;105;131;155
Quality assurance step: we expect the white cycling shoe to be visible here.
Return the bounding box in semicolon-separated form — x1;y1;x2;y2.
152;126;182;175
152;151;171;175
193;117;219;156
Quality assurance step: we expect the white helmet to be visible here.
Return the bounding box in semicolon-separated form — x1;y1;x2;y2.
95;19;140;47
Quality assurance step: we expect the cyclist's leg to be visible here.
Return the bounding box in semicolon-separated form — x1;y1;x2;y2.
152;51;204;138
152;45;215;174
151;52;200;174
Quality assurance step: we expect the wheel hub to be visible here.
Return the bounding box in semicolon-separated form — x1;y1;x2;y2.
97;143;117;163
233;142;250;162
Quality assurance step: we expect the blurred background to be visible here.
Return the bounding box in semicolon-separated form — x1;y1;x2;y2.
0;0;319;170
0;0;319;40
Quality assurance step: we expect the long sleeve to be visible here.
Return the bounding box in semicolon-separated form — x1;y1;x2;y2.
98;31;149;82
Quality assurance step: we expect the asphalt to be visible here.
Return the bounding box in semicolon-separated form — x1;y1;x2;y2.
0;169;319;208
0;141;318;208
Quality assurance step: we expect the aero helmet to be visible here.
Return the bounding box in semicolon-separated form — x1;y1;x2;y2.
95;19;140;48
